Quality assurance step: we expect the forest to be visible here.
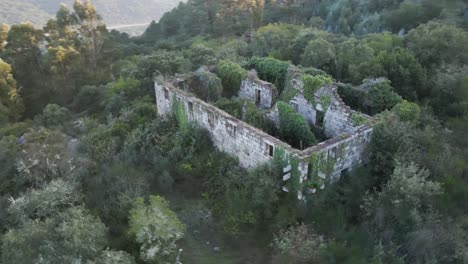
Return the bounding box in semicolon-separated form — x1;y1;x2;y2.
0;0;467;263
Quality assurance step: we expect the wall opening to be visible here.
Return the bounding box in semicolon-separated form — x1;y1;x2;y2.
207;111;215;129
226;122;237;137
163;88;169;99
265;143;274;157
340;168;349;177
188;101;194;113
255;89;261;105
316;110;325;127
307;163;312;180
291;101;298;112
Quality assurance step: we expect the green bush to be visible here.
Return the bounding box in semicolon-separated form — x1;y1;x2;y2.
192;70;223;102
216;60;247;97
393;100;421;122
39;104;71;128
244;101;277;135
214;98;244;119
247;57;290;93
277;102;318;149
302;74;332;103
365;79;402;115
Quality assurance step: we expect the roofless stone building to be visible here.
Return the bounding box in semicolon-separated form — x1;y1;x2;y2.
155;66;373;200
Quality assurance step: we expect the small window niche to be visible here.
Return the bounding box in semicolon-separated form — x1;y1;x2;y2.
207;111;215;129
226;122;237;137
188;101;194;113
163;88;169;99
265;143;274;157
316;110;325;128
290;101;299;112
255;89;261;105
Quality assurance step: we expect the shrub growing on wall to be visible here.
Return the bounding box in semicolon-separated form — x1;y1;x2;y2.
302;74;332;104
216;60;247;97
214;98;244;119
247;57;290;93
277;101;318;149
192;70;223;102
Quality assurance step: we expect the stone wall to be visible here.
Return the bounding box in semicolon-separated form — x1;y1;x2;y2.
238;71;277;109
277;67;369;138
155;82;295;168
155;80;373;200
299;125;373;181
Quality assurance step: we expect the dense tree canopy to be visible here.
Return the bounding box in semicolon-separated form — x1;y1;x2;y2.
0;0;467;263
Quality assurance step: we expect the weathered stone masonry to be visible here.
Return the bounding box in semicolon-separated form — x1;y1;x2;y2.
156;82;290;168
238;70;277;109
155;80;373;199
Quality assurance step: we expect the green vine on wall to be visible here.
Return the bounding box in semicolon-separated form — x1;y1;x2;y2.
303;152;337;193
302;74;332;107
273;147;300;196
172;95;188;127
352;112;369;126
320;95;332;114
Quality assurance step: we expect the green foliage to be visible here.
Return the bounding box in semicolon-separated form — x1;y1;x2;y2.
191;69;223;102
361;162;466;263
129;195;185;262
13;128;76;190
352;113;369;127
216;60;247;97
364;78;402;115
82;163;151;226
88;250;136;264
38;104;71;128
358;47;427;100
82;125;120;162
247;57;290;93
172;97;188;128
393;100;421;122
2;206;108;264
110;76;141;96
0;59;23;122
429;64;468;119
244;101;277;135
272;224;326;264
302;74;332;104
406;21;468;68
214;98;244;119
277;101;317;149
301;38;336;71
204;162;282;235
188;44;217;69
369;112;412;183
279;84;298;103
136;49;187;77
1;1;468;263
8;179;81;224
251;23;302;59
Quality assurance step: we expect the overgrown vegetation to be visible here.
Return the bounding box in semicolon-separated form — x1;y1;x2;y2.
1;0;467;263
277;101;317;149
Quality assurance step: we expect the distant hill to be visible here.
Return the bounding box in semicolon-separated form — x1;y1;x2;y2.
0;0;182;34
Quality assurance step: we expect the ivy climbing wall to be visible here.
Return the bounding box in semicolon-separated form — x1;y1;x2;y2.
155;82;296;168
270;67;369;138
155;80;373;200
297;125;373;197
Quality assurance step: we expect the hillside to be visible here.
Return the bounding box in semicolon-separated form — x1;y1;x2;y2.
1;0;468;263
0;0;182;31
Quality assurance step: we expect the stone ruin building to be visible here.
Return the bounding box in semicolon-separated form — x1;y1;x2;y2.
154;66;373;200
